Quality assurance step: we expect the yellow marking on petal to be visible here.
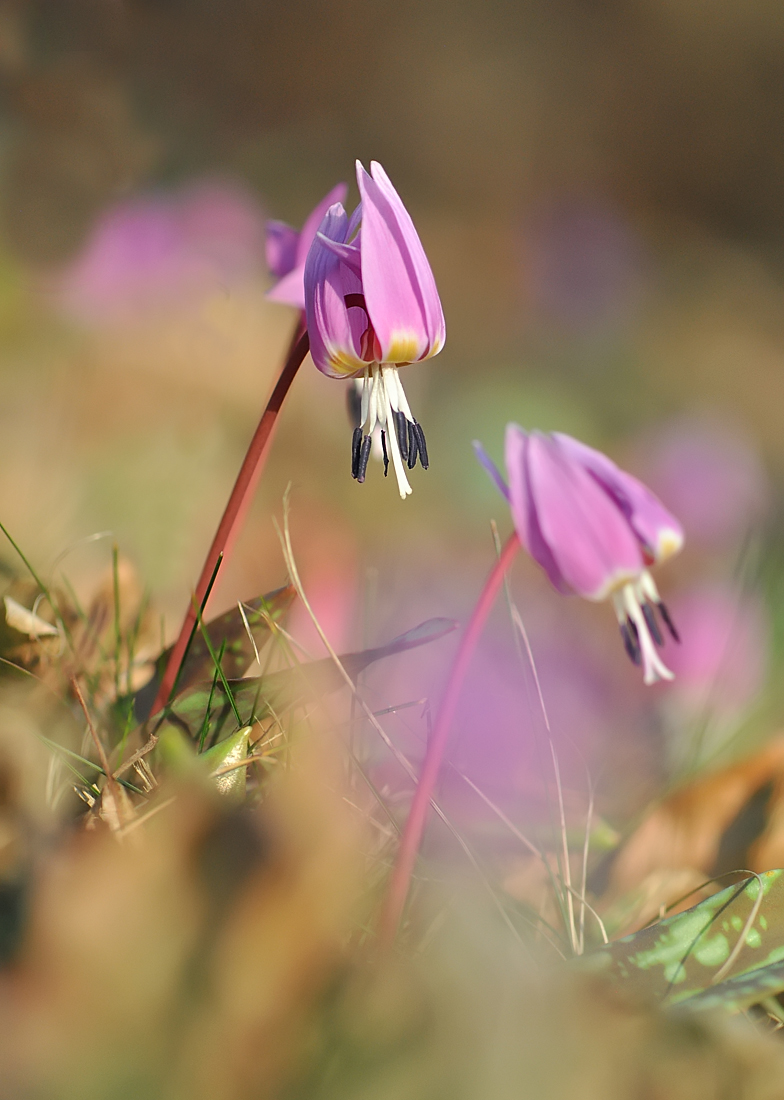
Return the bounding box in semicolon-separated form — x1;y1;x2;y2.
656;528;684;563
385;331;422;365
324;344;368;377
421;332;445;359
592;568;645;603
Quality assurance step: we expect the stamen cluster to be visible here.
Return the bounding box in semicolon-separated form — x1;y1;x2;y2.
350;364;429;494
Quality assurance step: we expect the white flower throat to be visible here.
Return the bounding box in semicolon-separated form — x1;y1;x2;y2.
350;363;429;499
611;570;680;686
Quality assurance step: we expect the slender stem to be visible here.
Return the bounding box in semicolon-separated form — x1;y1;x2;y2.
379;531;521;944
149;321;309;719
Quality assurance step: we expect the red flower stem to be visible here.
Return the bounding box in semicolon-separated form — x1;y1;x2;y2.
379;530;521;944
149;321;310;719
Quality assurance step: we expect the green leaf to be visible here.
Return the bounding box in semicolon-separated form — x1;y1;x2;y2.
161;616;459;747
200;725;251;804
675;958;784;1015
156;724;251;803
588;869;784;1011
127;583;296;723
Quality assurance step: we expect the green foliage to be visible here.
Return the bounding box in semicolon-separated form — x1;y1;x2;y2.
156;616;458;751
157;723;252;803
128;583;297;724
590;870;784;1013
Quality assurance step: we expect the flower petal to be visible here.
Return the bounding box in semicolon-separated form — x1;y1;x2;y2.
314;231;362;276
265;220;298;278
552;433;684;564
505;425;572;594
514;429;644;600
473;440;510;501
357;161;445;364
266;182;348;310
304;203;367;378
295;181;349;267
266;266;308;306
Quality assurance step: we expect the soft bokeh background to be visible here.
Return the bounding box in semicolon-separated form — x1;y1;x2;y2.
2;0;784;830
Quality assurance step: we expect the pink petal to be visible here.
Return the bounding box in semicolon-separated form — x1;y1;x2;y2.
314;232;362;276
473;440;510;501
356;161;445;365
514;429;644;600
266;266;308;305
295;181;349;267
266;182;348;310
304;203;367;378
553;433;684;564
265;220;298;278
505;426;572;594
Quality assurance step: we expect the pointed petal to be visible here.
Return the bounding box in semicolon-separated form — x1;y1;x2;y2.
304;204;367;378
473;440;510;501
346;200;363;241
505;425;572;594
314;231;363;276
515;430;644;600
295;181;349;266
356;161;445;364
553;433;684;564
265;220;298;278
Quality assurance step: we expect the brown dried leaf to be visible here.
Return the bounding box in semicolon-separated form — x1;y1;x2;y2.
3;596;58;639
609;737;784;899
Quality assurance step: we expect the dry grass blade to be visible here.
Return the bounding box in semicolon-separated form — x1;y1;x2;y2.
711;871;764;984
275;494;534;953
71;675;131;828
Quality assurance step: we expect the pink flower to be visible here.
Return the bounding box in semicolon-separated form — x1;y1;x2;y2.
639;416;769;550
265;182;348;309
304;161;446;498
56;180;266;323
476;427;684;685
665;585;767;716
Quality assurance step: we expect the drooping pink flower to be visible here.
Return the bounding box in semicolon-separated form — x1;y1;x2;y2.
304;161;446;498
265;182;348;309
475;426;684;685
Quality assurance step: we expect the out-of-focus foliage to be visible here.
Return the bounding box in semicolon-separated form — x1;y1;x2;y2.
594;870;784;1011
3;1;784;1096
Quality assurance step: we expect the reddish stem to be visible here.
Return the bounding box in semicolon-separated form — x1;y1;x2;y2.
379;530;521;944
149;321;310;718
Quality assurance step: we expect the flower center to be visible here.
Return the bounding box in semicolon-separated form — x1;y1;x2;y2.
350;363;429;499
351;363;428;497
611;570;679;685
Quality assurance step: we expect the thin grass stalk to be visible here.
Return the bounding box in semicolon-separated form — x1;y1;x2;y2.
507;594;578;953
492;520;573;945
112;542;122;701
150;323;309;718
379;531;521;945
277;504;529;951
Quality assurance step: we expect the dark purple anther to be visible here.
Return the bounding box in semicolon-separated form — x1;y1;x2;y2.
351;427;363;479
356;435;372;482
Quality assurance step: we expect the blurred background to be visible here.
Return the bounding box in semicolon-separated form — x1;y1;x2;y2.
0;0;784;830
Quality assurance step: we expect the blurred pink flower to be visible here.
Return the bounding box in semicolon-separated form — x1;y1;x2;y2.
665;584;767;715
55;179;266;324
520;197;645;332
640;417;769;549
284;511;358;657
265;181;347;309
475;427;684;685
